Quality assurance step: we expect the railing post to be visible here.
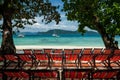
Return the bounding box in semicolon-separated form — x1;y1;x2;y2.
58;70;62;80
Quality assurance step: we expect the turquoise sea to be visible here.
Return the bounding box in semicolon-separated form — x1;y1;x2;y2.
0;32;120;47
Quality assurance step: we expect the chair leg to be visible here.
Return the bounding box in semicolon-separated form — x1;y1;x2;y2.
79;61;81;68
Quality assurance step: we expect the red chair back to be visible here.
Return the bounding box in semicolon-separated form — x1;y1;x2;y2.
18;54;32;61
93;48;102;54
50;54;63;61
33;71;58;78
103;49;111;54
82;48;92;54
65;54;78;61
33;49;42;54
64;70;89;79
73;49;82;54
53;49;63;53
23;49;33;54
4;71;29;78
114;49;120;54
93;71;118;79
35;53;48;60
44;49;52;54
64;49;73;54
4;54;18;61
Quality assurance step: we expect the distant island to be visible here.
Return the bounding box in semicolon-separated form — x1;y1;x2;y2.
37;29;98;34
14;29;100;37
37;29;80;34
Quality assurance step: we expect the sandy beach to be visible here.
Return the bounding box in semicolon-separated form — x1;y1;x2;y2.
16;45;105;49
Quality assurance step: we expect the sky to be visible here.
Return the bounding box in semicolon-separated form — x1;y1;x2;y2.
19;0;79;32
0;0;95;32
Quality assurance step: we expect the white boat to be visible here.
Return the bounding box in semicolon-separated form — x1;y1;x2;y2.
52;33;59;37
18;34;24;38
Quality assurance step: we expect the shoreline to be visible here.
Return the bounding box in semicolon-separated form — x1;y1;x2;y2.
16;45;105;49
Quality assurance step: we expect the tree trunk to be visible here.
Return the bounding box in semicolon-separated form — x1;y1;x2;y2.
93;15;119;49
101;33;111;49
1;12;16;54
101;34;118;49
96;23;118;49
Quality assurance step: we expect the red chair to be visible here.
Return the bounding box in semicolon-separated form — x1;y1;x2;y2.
73;49;82;55
33;49;43;54
64;71;77;79
34;71;44;77
110;55;120;63
93;49;111;68
64;71;70;78
4;71;29;80
44;49;52;54
50;53;63;68
63;70;90;79
18;54;34;69
64;53;78;68
23;49;33;54
82;48;93;54
109;50;120;67
79;48;93;68
64;49;77;68
92;48;103;55
113;49;120;54
4;54;18;69
53;49;63;53
93;72;106;79
93;71;118;79
33;70;58;79
103;49;112;54
4;54;18;61
34;53;49;69
64;49;73;54
105;71;118;78
70;71;77;78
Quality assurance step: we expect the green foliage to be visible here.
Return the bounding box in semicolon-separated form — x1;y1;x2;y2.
0;0;61;29
62;0;120;36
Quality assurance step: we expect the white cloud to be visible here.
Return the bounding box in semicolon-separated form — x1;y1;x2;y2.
84;27;97;32
20;15;78;32
33;23;41;26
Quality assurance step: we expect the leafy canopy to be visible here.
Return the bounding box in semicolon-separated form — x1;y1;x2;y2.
62;0;120;35
0;0;61;30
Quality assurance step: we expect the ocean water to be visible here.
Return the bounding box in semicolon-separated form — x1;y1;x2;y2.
0;33;120;47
